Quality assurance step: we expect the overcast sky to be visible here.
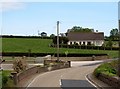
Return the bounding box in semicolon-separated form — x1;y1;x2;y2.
0;0;120;36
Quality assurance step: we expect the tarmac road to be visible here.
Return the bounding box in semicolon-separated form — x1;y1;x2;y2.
1;60;103;70
26;64;99;88
1;59;115;88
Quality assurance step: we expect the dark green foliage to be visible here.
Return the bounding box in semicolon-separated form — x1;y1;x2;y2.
50;34;55;38
51;44;119;50
2;71;11;86
62;37;69;44
68;26;94;32
41;32;47;37
110;28;119;40
106;39;113;48
53;36;69;44
2;75;8;86
94;61;118;77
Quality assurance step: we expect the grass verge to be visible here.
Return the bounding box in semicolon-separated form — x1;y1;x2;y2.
1;70;15;88
94;60;118;77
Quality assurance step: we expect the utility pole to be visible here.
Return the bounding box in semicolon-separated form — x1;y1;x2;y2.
57;21;59;62
118;20;120;77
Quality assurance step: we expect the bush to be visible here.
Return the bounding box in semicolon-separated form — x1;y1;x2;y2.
2;75;8;86
2;72;8;86
13;56;28;73
94;62;117;77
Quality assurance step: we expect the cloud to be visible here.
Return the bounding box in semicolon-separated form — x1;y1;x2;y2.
0;0;25;12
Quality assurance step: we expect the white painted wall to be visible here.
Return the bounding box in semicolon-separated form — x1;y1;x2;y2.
68;40;104;46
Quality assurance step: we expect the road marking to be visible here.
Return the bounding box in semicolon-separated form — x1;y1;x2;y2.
59;80;62;86
26;71;53;89
26;69;65;88
85;74;100;89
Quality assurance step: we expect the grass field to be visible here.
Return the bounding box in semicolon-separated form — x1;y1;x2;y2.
2;38;119;58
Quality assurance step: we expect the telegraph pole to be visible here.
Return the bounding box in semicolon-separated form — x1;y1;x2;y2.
117;3;120;88
57;21;59;61
118;20;120;77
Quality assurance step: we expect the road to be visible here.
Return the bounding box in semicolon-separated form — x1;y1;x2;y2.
2;59;115;88
2;58;116;70
26;62;101;88
1;60;105;70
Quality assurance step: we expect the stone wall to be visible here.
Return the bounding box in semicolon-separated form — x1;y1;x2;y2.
11;61;71;85
53;55;109;61
98;73;120;88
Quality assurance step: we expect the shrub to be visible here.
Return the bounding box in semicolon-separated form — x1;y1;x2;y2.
94;61;117;77
2;75;8;86
12;56;28;73
2;72;8;86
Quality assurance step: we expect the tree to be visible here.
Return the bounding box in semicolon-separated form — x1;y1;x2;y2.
41;32;47;37
53;36;62;44
68;26;94;32
50;34;55;38
110;28;119;40
62;37;69;44
104;36;109;41
53;36;69;44
106;39;113;48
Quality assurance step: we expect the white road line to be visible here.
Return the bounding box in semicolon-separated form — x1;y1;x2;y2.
85;74;100;89
59;80;62;86
26;71;52;89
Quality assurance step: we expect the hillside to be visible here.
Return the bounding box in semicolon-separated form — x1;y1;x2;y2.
2;38;119;58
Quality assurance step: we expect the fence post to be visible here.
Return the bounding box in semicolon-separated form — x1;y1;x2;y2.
11;72;18;85
92;55;95;61
67;61;71;67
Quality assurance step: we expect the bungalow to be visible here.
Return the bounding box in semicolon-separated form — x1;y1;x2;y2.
67;32;104;46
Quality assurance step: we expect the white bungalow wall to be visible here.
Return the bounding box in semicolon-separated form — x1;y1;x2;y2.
68;40;104;46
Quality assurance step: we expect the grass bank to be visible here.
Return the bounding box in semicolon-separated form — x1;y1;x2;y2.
2;38;119;58
94;60;118;77
1;70;15;88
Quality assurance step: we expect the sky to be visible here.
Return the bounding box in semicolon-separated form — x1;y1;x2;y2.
0;0;120;36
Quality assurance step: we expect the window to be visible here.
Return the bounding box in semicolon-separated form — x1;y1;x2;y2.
79;42;81;45
87;42;91;45
83;42;85;45
70;42;72;45
74;42;76;44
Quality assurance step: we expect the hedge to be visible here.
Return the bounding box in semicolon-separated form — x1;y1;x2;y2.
51;44;119;50
2;52;108;57
2;35;52;39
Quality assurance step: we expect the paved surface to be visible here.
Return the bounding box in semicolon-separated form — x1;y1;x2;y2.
26;64;99;88
2;59;116;88
87;73;113;89
1;58;116;70
1;60;105;70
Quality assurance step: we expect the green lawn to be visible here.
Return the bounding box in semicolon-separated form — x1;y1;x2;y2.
2;38;119;58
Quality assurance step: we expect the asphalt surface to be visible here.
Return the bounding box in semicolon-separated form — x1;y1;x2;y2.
26;64;99;88
1;60;103;70
1;59;115;88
